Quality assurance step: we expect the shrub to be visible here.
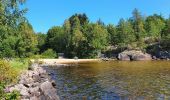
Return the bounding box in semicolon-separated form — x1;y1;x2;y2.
0;60;19;84
0;87;20;100
41;49;57;58
0;60;21;99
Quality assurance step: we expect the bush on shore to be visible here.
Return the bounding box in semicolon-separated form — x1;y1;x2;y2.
31;49;57;59
0;59;29;100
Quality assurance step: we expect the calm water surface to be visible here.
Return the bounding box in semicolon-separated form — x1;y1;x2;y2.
44;61;170;100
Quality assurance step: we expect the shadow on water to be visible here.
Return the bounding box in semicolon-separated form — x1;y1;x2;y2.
43;61;170;100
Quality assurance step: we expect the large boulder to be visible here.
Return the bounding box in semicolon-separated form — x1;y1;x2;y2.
118;53;130;61
132;53;152;61
40;81;59;100
29;86;40;97
118;50;152;61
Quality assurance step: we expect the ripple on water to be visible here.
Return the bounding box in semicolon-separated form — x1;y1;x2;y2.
43;61;170;100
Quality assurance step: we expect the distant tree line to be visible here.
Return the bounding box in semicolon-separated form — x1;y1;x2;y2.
0;0;169;58
40;9;170;58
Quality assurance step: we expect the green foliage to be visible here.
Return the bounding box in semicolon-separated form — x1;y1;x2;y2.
46;26;66;53
17;22;38;57
0;0;38;58
0;60;18;84
131;8;146;40
0;2;169;59
161;34;170;50
161;18;170;50
1;90;20;100
87;23;108;50
107;24;117;45
9;58;29;71
145;14;165;38
116;19;136;48
37;33;47;53
0;82;20;100
0;59;28;99
41;49;57;58
44;11;170;58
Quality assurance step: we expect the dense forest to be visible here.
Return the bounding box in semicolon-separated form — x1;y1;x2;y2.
0;0;169;59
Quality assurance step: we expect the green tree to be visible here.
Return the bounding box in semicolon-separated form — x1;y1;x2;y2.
0;0;27;27
0;0;29;58
131;8;146;40
161;17;170;49
65;14;89;57
69;13;89;28
63;20;71;55
86;23;108;57
162;17;170;37
97;18;105;26
41;49;56;58
116;19;135;48
17;22;38;57
145;14;165;38
107;24;117;45
70;16;86;57
46;26;66;53
36;32;47;53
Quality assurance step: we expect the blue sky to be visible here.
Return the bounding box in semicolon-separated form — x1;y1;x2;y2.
25;0;170;33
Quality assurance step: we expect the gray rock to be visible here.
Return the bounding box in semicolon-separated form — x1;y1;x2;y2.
152;56;157;60
5;63;60;100
118;53;130;61
20;89;30;96
9;87;19;92
40;81;53;92
15;84;28;90
32;75;41;82
158;51;170;59
132;53;152;61
38;95;46;100
31;82;40;87
24;77;34;84
28;71;34;77
38;68;46;74
44;88;59;100
30;96;39;100
118;50;152;61
33;71;39;76
40;81;59;100
29;86;40;96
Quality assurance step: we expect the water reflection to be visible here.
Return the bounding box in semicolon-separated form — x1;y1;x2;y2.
44;61;170;100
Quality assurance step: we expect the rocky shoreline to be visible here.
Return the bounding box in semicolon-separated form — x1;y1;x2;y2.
118;50;152;61
3;51;169;99
5;63;60;100
107;50;170;61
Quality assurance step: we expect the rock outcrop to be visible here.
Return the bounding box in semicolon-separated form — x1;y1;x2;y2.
5;63;60;100
157;51;170;60
118;50;152;61
118;53;130;61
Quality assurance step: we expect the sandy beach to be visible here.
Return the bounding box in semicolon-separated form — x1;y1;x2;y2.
32;59;100;65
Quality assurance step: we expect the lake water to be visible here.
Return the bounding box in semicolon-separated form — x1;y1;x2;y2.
44;61;170;100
